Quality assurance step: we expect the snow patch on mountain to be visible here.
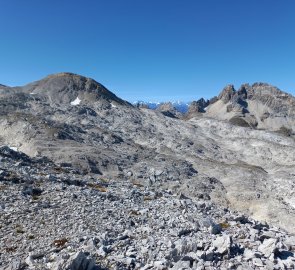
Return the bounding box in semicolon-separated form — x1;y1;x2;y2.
71;97;81;106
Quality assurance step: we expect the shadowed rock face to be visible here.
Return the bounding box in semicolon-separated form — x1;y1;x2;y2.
218;84;236;102
186;98;210;118
1;73;295;269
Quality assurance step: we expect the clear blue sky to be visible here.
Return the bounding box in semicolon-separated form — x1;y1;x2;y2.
1;0;295;101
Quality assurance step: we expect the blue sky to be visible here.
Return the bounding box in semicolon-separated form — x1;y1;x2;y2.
0;0;295;101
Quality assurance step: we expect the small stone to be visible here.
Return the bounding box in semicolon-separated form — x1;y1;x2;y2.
210;223;222;234
213;235;231;254
171;260;191;269
252;258;264;267
51;251;97;270
25;255;34;268
153;260;167;269
126;171;133;177
258;238;277;257
124;257;135;266
178;228;192;237
243;249;255;260
282;257;295;268
205;249;215;261
97;245;109;257
84;238;97;253
284;236;295;250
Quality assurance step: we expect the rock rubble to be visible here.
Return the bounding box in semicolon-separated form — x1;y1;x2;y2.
1;147;294;269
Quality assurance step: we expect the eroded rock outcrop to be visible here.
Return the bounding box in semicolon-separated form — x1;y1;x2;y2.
206;82;295;132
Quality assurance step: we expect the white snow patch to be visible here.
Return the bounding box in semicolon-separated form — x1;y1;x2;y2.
70;97;81;106
9;146;18;151
30;92;36;95
111;103;117;108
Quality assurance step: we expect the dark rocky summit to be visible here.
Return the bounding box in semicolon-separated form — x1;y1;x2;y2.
186;98;210;118
0;74;295;269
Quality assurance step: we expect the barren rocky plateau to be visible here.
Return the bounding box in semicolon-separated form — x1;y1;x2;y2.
0;73;295;270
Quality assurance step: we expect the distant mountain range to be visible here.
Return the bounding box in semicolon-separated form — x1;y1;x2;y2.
133;101;191;113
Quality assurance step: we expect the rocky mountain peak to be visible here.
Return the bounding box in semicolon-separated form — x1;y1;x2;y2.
218;84;236;102
206;82;295;131
187;98;209;117
21;72;129;106
157;102;181;118
252;82;276;88
236;84;249;99
250;82;287;97
157;102;175;111
216;82;294;105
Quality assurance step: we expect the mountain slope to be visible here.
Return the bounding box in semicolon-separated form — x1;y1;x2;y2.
1;74;295;269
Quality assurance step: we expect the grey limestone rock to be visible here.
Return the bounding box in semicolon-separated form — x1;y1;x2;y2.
1;73;295;270
51;251;98;270
258;238;278;257
213;235;231;254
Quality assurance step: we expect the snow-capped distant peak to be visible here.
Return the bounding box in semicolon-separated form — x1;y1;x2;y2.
133;100;191;113
70;97;81;106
